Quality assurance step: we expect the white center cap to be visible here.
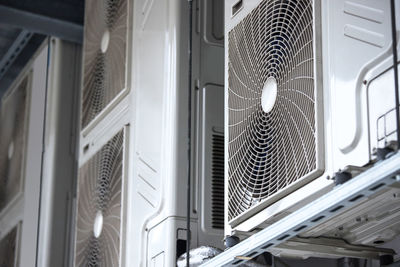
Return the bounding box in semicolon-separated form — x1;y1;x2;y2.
261;77;278;113
93;211;103;238
101;30;110;53
8;141;14;159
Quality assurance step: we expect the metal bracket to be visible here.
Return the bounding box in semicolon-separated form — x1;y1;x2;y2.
201;152;400;266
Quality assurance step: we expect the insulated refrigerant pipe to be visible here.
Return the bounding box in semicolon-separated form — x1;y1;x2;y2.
390;0;400;151
186;0;193;266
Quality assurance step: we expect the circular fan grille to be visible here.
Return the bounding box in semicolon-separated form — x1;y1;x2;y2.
228;0;317;222
81;0;128;129
0;77;28;212
75;130;124;267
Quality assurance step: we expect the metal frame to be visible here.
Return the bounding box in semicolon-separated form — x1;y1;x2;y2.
0;30;32;81
201;152;400;266
0;5;82;43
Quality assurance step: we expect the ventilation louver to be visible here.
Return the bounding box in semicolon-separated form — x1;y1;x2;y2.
74;130;124;267
212;134;224;230
0;76;29;212
0;226;19;267
227;0;322;224
81;0;128;129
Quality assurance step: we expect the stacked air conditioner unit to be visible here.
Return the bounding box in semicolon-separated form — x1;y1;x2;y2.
125;0;226;266
73;0;131;266
225;0;400;253
0;38;81;267
76;0;226;265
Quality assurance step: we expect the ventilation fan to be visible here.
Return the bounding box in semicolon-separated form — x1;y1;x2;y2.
74;130;124;266
0;226;19;267
227;0;323;225
81;0;128;129
0;76;29;212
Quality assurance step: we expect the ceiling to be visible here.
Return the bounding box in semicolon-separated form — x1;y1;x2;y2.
0;0;84;99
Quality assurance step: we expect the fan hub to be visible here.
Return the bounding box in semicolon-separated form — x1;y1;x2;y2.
261;77;278;113
101;30;110;53
93;211;104;238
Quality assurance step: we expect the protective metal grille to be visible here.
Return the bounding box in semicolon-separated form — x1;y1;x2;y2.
228;0;317;222
0;226;18;267
74;130;124;267
81;0;127;129
0;76;29;212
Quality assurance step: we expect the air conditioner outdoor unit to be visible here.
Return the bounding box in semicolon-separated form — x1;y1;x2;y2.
125;0;226;266
75;0;224;266
80;0;130;134
0;62;33;267
73;0;132;266
225;0;400;248
0;38;81;267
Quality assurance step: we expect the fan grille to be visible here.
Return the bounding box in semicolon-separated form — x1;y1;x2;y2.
227;0;318;222
0;226;18;267
81;0;128;129
0;76;28;212
75;130;124;267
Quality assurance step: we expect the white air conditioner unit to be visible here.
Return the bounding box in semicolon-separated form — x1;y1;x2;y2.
124;0;226;266
225;0;400;248
0;41;47;267
80;0;130;134
0;38;81;267
73;0;132;266
74;126;129;267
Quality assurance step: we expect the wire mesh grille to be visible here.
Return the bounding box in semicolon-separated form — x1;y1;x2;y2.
75;130;124;267
0;226;18;267
0;76;28;212
227;0;317;222
81;0;127;129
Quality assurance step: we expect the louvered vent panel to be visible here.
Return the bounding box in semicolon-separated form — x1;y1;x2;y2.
0;226;18;267
228;0;319;223
81;0;128;129
74;130;124;267
212;134;224;230
0;76;29;212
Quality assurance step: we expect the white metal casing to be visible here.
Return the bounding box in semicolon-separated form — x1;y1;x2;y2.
0;42;47;267
0;39;80;267
224;0;400;241
126;0;225;266
37;38;82;267
77;0;225;266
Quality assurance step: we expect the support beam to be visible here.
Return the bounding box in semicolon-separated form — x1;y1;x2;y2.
0;5;83;43
201;153;400;266
0;30;32;81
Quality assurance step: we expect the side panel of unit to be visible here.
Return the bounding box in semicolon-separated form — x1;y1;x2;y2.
128;0;227;265
128;0;192;265
328;0;397;169
194;0;225;248
19;43;48;267
37;38;82;267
